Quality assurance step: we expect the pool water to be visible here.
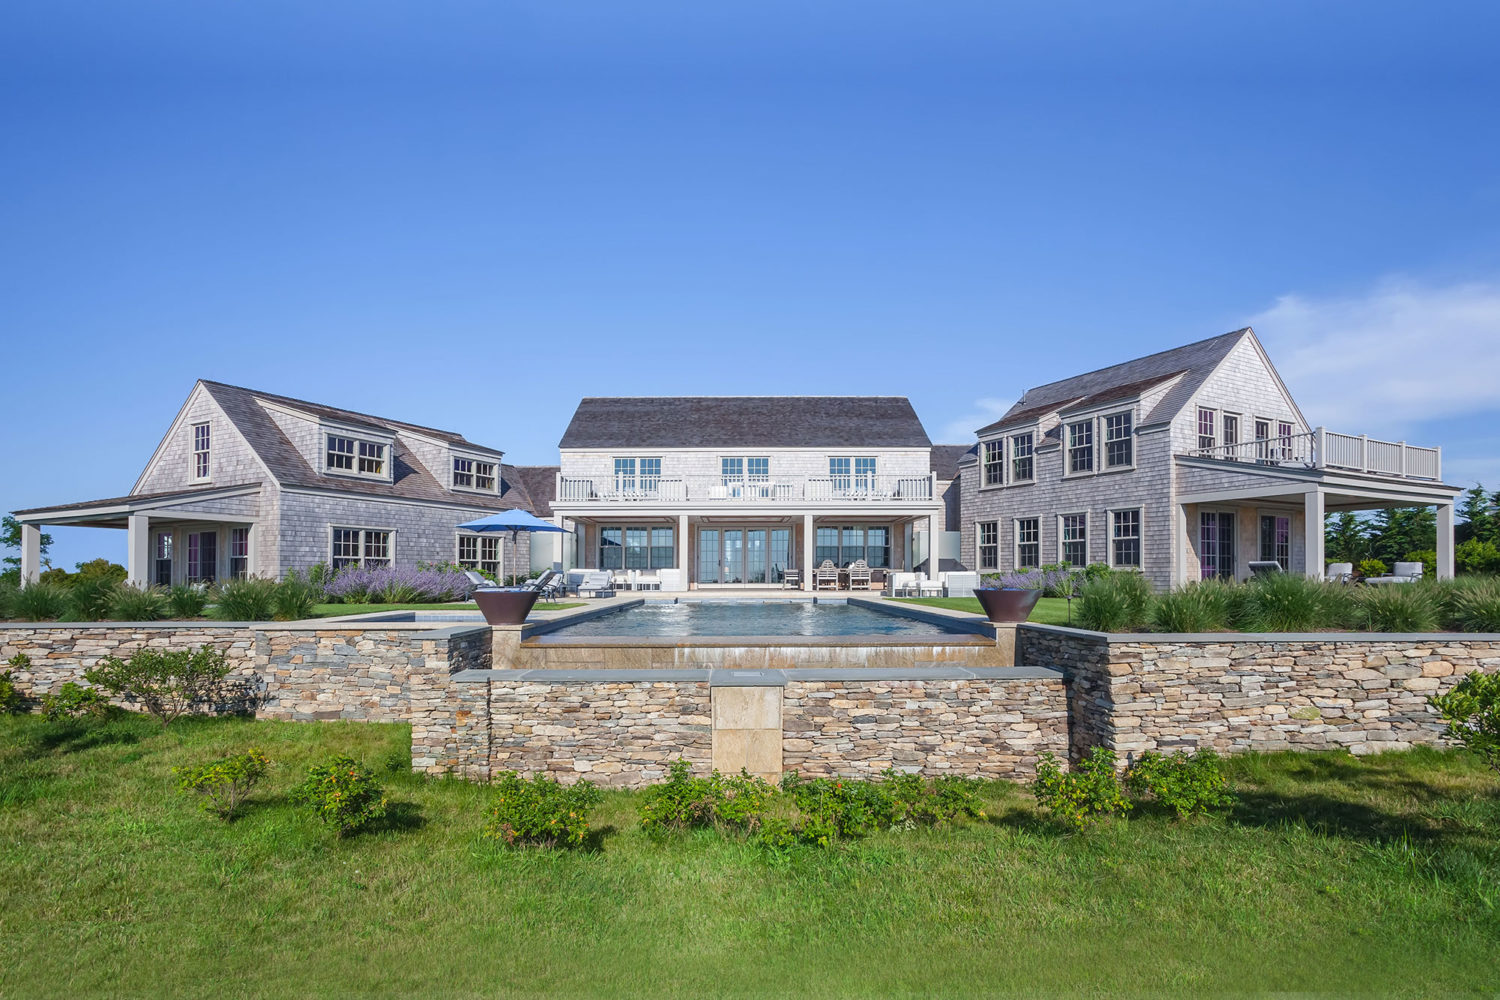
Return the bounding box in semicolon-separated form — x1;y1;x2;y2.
540;600;969;638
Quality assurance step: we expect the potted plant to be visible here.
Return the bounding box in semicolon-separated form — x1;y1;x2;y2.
972;567;1068;623
472;585;541;625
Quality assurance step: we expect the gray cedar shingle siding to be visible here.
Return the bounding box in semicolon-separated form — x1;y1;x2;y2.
559;397;932;449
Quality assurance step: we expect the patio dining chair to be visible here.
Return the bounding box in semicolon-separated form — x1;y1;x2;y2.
782;568;801;589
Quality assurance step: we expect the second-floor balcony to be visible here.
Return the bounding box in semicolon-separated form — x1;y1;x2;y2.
556;473;938;505
1183;427;1442;481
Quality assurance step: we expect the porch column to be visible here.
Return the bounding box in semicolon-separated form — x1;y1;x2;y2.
1173;504;1190;586
1303;489;1325;580
927;513;940;576
802;514;814;591
678;514;689;589
19;523;42;584
552;515;567;570
1436;502;1455;580
126;514;151;588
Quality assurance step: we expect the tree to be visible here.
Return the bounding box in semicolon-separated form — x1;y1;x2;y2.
1;515;52;577
1324;512;1370;563
1458;484;1497;545
1368;507;1436;565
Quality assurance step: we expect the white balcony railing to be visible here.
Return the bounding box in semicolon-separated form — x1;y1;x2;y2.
555;473;937;504
1185;427;1442;481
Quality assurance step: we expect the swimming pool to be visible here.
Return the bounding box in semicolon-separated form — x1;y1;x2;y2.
534;599;972;638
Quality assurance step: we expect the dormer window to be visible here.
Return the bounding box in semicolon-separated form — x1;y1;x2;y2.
1104;412;1133;468
1010;433;1034;483
326;434;388;479
453;456;499;493
982;440;1004;487
1067;421;1093;473
191;422;211;481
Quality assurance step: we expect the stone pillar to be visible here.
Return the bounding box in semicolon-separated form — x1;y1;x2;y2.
126;514;151;588
1436;502;1455;580
19;522;42;584
1303;489;1325;580
678;514;690;589
992;623;1017;667
712;685;782;781
802;513;814;591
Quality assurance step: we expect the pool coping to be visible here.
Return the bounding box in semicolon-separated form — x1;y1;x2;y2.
451;665;1062;685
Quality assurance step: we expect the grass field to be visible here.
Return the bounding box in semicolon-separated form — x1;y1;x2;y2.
891;595;1074;625
307;602;582;618
2;714;1497;997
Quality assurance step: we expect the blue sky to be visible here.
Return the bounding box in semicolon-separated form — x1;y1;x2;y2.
4;1;1499;570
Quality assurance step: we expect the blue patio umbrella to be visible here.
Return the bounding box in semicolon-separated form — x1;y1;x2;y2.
456;509;568;578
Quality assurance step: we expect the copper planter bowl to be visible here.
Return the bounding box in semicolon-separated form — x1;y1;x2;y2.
473;588;541;625
972;588;1042;623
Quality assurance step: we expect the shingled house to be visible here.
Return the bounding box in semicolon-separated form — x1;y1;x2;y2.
958;328;1459;588
13;381;558;586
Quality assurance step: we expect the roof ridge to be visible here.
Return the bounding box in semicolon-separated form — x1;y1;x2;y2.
200;379;472;441
1018;328;1249;399
575;394;913;401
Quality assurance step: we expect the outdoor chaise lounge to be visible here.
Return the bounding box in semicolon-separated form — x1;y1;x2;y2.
1326;562;1354;583
1367;561;1425;585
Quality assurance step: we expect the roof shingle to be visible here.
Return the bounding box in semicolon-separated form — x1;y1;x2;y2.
558;397;932;450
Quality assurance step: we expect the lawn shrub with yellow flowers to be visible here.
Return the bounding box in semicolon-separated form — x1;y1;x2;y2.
290;753;388;837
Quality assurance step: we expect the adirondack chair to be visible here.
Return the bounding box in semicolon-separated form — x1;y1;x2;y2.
847;559;872;590
814;560;840;590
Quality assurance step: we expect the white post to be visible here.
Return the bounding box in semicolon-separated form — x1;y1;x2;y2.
20;523;42;584
1398;441;1407;478
678;514;690;590
1434;445;1442;482
802;513;814;591
1359;434;1368;472
1436;502;1455;581
1313;427;1326;468
552;515;567;571
126;514;150;588
1303;489;1325;580
927;514;940;577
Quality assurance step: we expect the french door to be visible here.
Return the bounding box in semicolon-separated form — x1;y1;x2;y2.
697;526;792;587
1199;512;1236;580
186;530;218;584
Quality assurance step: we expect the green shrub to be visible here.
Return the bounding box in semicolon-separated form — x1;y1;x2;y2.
0;653;27;714
882;769;987;826
484;771;602;848
1032;748;1130;831
166;584;210;619
1357;558;1389;580
0;580;16;619
41;681;110;722
10;583;70;622
212;577;277;621
290;754;389;836
1404;550;1438;582
272;570;322;621
1150;580;1235;633
638;759;775;834
1456;539;1500;575
1241;573;1351;632
174;748;271;820
779;772;897;843
1075;572;1154;632
1430;671;1500;775
67;575;123;621
1442;577;1500;632
1124;749;1235;818
84;645;231;728
1350;583;1441;633
107;584;169;622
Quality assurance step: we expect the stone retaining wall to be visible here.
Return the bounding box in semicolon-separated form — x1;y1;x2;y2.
1019;624;1500;758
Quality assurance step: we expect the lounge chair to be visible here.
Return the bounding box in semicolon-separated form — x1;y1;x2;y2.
633;570;661;591
1248;561;1283;576
577;571;615;597
463;570;498;590
888;571;919;597
1326;562;1354;584
916;573;944;598
942;571;978;597
533;570;564;600
657;568;684;592
1369;561;1425;585
847;559;872;590
814;560;840;591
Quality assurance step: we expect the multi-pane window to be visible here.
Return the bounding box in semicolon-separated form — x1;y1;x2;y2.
748;457;771;481
229;527;250;579
615;457;637;491
191;423;211;480
813;525;891;567
327;435;357;471
977;521;999;571
474;461;496;491
650;527;674;567
1199;512;1234;579
815;526;841;565
358;441;385;475
457;534;502;577
853;457;876;490
1011;433;1034;483
331;527;392;569
454;457;475;488
1060;513;1088;566
454;457;499;492
1104;412;1133;467
1254;419;1271;461
153;531;173;588
982;440;1004;487
327;435;387;477
1277;421;1295;461
1112;510;1142;569
639;457;662;491
1197;407;1217;450
1223;414;1239;459
598;525;676;570
187;531;217;583
1068;421;1093;473
723;457;745;483
1015;517;1040;569
1260;515;1290;570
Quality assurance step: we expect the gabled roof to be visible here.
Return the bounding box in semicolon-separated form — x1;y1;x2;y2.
929;444;976;481
558;397;932;450
980;328;1251;435
507;465;560;519
195;382;537;513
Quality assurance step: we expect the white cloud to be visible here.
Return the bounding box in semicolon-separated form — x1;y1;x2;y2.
1251;278;1500;434
936;397;1014;443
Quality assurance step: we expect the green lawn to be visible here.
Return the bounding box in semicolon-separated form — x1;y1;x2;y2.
309;602;582;618
891;594;1074;625
2;715;1497;997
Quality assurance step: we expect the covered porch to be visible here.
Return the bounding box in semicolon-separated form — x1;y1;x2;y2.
13;485;265;587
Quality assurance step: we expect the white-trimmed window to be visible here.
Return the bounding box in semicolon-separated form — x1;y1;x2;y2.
1254;418;1272;460
1010;433;1034;483
1277;421;1295;461
454;456;498;493
326;434;388;479
229;527;250;579
1060;513;1088;567
1104;412;1133;468
977;521;999;571
1223;413;1240;459
1110;509;1142;569
457;533;502;577
598;525;677;570
982;440;1004;487
191;422;211;480
1197;407;1217;451
826;456;870;491
1067;421;1093;474
153;531;173;588
331;527;392;569
1015;517;1040;569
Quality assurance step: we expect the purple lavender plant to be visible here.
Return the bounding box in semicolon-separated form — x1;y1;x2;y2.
324;565;474;604
980;565;1077;595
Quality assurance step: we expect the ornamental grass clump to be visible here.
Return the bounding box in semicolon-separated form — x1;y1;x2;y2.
9;582;70;622
1150;580;1236;633
166;584;210;619
1441;576;1500;633
66;575;123;621
484;771;602;849
212;577;277;621
290;754;388;837
1350;582;1441;633
174;748;271;821
106;584;169;622
1240;573;1351;633
1124;749;1235;819
271;569;322;621
1032;747;1131;831
1075;572;1154;632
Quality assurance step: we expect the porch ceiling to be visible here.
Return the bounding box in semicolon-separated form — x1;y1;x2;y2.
12;484;262;527
1176;477;1461;511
